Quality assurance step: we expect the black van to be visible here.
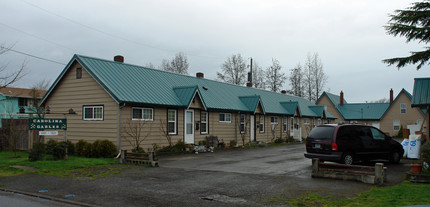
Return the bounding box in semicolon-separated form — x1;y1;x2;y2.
304;124;404;165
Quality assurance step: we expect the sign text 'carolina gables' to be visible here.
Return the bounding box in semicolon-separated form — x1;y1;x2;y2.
29;119;67;130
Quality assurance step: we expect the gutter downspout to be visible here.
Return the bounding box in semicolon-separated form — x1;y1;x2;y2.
118;103;126;153
235;113;238;145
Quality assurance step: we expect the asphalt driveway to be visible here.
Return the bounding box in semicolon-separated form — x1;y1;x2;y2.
0;143;413;207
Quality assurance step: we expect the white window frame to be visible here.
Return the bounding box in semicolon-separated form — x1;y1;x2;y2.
304;118;310;125
83;105;104;121
400;103;407;114
240;114;246;133
132;107;153;121
270;116;278;124
167;109;177;135
259;115;265;133
219;113;231;123
201;111;208;134
283;117;288;132
393;120;400;131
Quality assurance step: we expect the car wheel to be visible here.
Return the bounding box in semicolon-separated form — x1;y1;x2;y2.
390;150;401;164
342;152;354;165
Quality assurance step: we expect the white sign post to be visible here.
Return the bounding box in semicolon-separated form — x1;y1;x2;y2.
39;131;59;136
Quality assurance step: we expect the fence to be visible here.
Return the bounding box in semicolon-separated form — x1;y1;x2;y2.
0;118;40;151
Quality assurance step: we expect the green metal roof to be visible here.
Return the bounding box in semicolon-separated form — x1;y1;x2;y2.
412;77;430;107
319;92;347;106
239;96;263;113
42;54;336;118
338;103;390;120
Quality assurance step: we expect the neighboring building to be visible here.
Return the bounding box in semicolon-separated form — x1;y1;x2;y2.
317;89;426;136
0;87;46;127
41;54;336;150
411;77;430;140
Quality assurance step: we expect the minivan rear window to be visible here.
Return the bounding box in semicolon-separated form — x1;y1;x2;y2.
308;126;335;139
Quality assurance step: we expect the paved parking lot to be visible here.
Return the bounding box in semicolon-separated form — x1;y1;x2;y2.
0;143;413;206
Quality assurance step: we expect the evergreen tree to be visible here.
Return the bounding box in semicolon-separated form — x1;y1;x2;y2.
384;0;430;70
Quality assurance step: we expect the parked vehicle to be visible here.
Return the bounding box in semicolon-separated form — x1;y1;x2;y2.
304;124;404;165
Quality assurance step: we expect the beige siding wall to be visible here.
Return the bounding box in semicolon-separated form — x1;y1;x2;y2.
44;62;119;145
316;95;343;122
380;93;425;136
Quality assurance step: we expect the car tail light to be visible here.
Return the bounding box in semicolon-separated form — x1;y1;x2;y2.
331;143;338;151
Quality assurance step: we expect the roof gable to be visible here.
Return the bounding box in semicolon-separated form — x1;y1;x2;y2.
412;77;430;107
239;96;265;114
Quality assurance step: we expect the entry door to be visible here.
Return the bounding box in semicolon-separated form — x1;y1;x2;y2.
184;109;194;144
250;115;255;142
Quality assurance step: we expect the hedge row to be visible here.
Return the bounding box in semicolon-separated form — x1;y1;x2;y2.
29;139;117;161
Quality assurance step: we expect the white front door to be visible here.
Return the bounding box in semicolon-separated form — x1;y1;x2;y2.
250;115;255;142
184;109;194;144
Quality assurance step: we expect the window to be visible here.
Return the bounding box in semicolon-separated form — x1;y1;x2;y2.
400;103;407;114
200;111;208;133
283;117;288;132
370;127;386;140
240;114;246;133
201;111;208;134
270;116;278;124
18;98;28;107
167;109;177;134
132;107;153;121
83;106;103;120
304;118;310;125
76;67;82;79
219;113;231;123
393;120;400;131
259;115;265;133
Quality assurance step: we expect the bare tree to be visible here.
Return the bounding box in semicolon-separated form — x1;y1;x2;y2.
252;61;266;89
123;120;152;152
303;54;315;102
0;44;27;88
160;52;189;75
159;120;173;147
265;58;286;92
288;63;304;97
217;54;247;85
28;79;51;118
312;53;327;102
303;53;327;102
145;62;155;69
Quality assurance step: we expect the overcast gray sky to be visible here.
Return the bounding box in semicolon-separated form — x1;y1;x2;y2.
1;0;429;103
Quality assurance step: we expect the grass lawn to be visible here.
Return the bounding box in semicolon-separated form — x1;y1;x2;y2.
266;181;430;207
0;151;121;178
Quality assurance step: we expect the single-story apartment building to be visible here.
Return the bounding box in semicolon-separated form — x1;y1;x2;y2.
41;54;336;151
317;89;427;137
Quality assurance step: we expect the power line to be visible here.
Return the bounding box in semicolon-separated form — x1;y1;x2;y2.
1;46;67;65
0;22;77;52
21;0;224;60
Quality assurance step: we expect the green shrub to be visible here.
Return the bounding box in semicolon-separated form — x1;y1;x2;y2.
421;141;430;172
174;139;185;150
91;140;102;158
229;140;237;147
274;137;284;143
52;141;67;160
45;139;58;155
65;140;75;155
152;143;161;152
82;142;92;158
98;139;117;158
198;140;207;146
75;140;88;156
29;142;45;162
